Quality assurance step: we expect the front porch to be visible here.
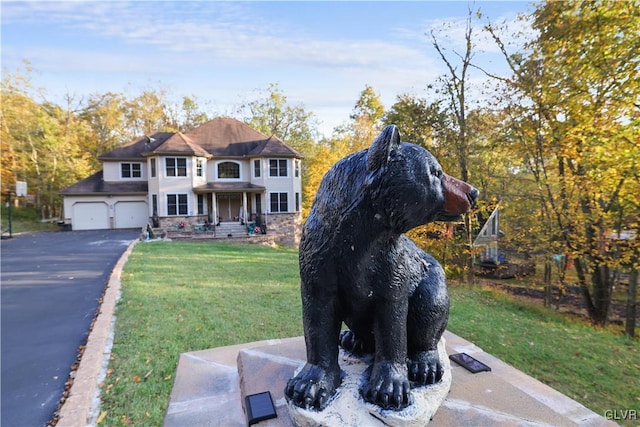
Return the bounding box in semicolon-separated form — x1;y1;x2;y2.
149;218;263;239
193;182;266;227
143;211;302;247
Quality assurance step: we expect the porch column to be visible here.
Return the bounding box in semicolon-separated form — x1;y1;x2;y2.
212;192;218;225
242;192;248;224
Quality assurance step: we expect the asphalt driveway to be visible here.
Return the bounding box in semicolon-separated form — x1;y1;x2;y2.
1;230;139;427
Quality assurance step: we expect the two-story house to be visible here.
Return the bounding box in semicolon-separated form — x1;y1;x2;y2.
59;117;304;245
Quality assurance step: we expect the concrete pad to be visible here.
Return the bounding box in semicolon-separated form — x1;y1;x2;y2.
164;332;615;427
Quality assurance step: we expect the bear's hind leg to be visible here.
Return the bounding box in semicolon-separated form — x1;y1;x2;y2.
407;255;449;385
339;329;375;355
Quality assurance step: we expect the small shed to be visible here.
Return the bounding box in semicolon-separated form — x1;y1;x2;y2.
473;206;502;264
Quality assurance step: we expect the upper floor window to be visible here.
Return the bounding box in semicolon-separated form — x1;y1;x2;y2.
269;159;287;177
218;161;240;179
150;158;156;178
294;160;300;178
196;159;204;177
253;159;261;178
121;162;142;178
166;157;187;177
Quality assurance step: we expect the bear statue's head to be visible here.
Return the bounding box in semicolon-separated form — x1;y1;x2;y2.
366;125;479;232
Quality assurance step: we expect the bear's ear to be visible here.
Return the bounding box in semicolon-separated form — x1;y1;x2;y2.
367;125;401;172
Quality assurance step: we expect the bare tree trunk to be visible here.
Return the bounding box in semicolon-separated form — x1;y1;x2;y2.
431;7;476;282
591;265;613;326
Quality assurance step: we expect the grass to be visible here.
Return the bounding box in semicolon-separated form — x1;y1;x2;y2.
99;241;639;426
447;284;639;421
99;242;303;426
0;206;59;234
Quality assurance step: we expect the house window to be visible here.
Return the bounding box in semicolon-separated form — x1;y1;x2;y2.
152;194;158;215
269;159;287;177
197;194;205;215
167;194;188;216
166;157;187;177
270;192;288;213
121;162;142;178
253;159;261;178
150;158;156;178
196;159;204;177
294;160;300;178
218;161;240;179
295;192;300;212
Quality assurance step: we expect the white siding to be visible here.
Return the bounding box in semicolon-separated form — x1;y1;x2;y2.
103;161;146;181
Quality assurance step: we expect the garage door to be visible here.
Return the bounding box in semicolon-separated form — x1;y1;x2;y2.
115;201;148;229
73;202;109;230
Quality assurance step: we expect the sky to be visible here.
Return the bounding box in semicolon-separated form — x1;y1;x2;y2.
1;1;537;137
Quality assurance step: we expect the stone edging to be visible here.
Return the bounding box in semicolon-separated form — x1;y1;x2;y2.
57;239;138;427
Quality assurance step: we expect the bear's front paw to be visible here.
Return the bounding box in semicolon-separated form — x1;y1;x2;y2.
285;363;341;411
408;350;444;385
362;361;411;410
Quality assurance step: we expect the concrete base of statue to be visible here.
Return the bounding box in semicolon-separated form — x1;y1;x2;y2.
163;331;615;427
286;337;450;427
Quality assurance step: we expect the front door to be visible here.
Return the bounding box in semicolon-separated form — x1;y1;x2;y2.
216;193;242;222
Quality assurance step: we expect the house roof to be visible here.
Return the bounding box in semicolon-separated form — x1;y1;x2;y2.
98;132;174;160
145;132;211;157
184;117;303;158
98;118;303;160
58;171;148;195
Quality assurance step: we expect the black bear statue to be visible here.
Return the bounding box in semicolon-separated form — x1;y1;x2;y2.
285;125;478;412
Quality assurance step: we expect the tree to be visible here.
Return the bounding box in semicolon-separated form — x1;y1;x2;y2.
429;7;479;282
122;88;170;137
488;0;640;326
336;85;385;152
79;92;129;165
1;68;94;218
303;87;385;218
165;95;211;133
383;94;443;152
240;83;318;157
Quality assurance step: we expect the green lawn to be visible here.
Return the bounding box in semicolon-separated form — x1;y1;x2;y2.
99;242;303;426
0;206;59;235
99;241;639;426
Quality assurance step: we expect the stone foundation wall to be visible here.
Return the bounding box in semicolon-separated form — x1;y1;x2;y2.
158;217;196;229
263;212;302;247
156;212;302;247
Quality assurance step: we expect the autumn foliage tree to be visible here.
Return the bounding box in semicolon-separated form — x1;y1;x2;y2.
1;69;214;219
1;68;94;218
489;0;640;326
239;83;318;158
303;86;386;216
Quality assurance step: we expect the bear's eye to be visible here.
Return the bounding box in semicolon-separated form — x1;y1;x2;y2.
434;169;443;179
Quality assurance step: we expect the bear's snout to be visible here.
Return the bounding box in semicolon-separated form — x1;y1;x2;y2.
442;174;478;217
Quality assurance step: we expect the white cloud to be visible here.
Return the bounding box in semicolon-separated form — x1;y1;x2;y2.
2;1;532;137
4;1;434;71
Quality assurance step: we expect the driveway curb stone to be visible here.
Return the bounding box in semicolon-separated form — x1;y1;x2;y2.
57;240;138;426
